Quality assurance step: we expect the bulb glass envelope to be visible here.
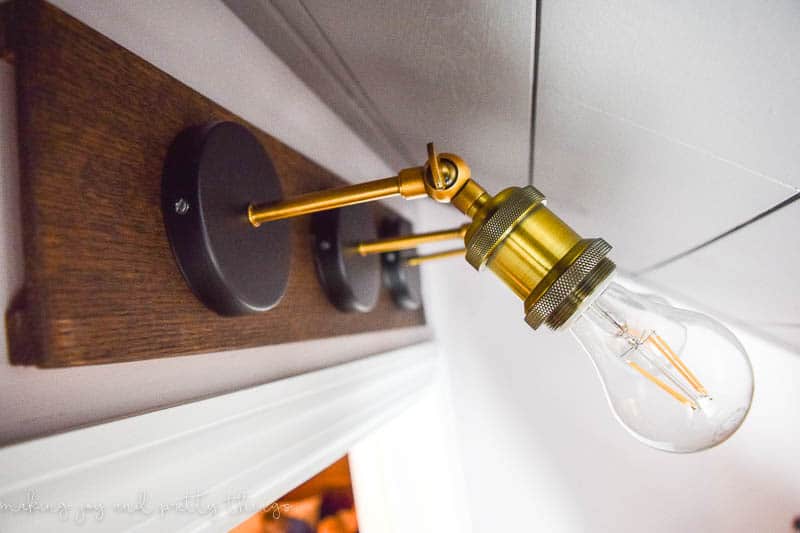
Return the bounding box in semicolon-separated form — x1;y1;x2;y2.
571;282;754;452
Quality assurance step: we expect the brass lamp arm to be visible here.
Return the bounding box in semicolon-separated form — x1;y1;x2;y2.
248;176;412;227
405;248;464;266
355;224;469;256
248;143;484;227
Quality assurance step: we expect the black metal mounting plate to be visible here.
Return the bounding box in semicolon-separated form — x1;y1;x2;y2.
311;204;381;313
161;121;291;316
379;217;423;311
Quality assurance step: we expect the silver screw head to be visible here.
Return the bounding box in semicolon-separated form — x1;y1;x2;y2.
174;198;190;215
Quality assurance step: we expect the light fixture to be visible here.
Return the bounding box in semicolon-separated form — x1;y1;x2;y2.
162;121;754;452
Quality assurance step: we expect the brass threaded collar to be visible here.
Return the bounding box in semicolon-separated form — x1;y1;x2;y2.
525;240;614;330
544;258;616;330
464;186;546;270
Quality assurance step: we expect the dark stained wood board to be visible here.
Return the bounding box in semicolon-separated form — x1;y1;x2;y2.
0;3;9;61
4;0;426;367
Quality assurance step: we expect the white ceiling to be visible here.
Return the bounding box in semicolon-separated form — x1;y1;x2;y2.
533;86;793;271
644;199;800;349
227;0;800;349
536;0;800;349
534;0;800;270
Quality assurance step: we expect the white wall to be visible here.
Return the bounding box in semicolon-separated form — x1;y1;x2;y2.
416;207;800;532
0;0;427;444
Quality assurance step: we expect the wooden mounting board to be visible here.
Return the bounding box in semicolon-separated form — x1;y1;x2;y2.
4;1;426;367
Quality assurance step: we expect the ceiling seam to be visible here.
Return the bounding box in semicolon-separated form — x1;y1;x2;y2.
528;0;542;187
633;191;800;275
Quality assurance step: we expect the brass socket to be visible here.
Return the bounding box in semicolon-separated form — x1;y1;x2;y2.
463;186;615;330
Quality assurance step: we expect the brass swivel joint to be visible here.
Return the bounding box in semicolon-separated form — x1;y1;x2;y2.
247;143;616;330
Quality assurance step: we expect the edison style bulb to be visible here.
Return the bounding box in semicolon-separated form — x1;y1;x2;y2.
568;280;754;452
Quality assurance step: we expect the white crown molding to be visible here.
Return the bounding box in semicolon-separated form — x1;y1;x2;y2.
0;343;437;532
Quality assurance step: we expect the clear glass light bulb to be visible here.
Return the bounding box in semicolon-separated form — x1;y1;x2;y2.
568;279;754;453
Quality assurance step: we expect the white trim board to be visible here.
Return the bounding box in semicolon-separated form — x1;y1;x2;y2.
0;343;438;532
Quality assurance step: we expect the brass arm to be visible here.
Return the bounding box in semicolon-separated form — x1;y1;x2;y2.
405;248;464;266
355;224;469;256
249;176;403;227
247;143;478;227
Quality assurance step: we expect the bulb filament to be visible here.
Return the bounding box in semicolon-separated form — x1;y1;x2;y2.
587;305;710;410
627;361;697;409
649;334;708;395
625;333;709;410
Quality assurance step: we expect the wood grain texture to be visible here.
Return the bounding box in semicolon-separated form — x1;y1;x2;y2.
5;0;425;367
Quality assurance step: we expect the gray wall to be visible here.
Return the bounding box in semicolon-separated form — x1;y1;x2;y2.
226;0;536;192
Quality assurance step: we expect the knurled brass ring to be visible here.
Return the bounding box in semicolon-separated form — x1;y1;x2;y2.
545;257;616;330
464;186;546;270
525;239;613;330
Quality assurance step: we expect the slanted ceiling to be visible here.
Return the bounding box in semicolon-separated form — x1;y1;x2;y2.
226;0;800;350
